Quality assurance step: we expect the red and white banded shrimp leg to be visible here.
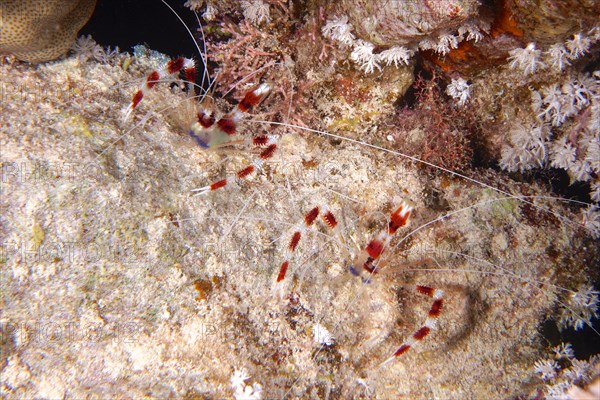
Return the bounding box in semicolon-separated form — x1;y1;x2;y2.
273;205;340;299
380;285;444;365
124;57;197;120
125;57;274;191
348;200;414;281
347;200;445;364
190;84;281;195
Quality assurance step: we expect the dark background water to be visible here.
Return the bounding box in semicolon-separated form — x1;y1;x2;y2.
81;0;199;58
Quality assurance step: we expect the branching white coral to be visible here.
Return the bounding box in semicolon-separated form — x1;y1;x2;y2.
545;43;571;72
545;381;572;398
458;22;484;43
418;32;461;55
581;206;600;239
569;160;593;183
526;71;600;185
72;35;100;56
566;33;592;59
446;77;471;106
537;83;565;126
379;46;413;67
549;136;577;170
535;78;593;127
313;323;335;346
558;284;600;329
71;35;120;64
534;340;599;399
545;33;594;71
321;15;355;47
562;78;592;112
499;124;548;173
72;35;103;62
534;359;560;380
95;46;121;65
435;32;459;55
324;21;413;74
230;368;250;389
230;368;263;400
241;0;270;25
552;343;575;360
350;41;413;73
508;43;546;75
418;38;436;51
564;358;597;384
499;145;527;173
351;40;381;74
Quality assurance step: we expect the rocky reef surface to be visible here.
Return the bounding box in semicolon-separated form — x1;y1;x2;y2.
1;1;599;398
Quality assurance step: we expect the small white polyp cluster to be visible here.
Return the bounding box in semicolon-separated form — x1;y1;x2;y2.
241;0;271;25
446;77;472;106
313;323;335;346
322;14;484;74
230;368;263;400
508;30;599;75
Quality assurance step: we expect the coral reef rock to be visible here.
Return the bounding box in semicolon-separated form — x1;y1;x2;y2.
0;0;97;63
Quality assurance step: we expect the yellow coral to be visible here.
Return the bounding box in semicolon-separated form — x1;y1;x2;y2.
0;0;97;63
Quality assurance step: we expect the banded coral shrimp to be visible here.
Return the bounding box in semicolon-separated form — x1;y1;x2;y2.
112;2;600;399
